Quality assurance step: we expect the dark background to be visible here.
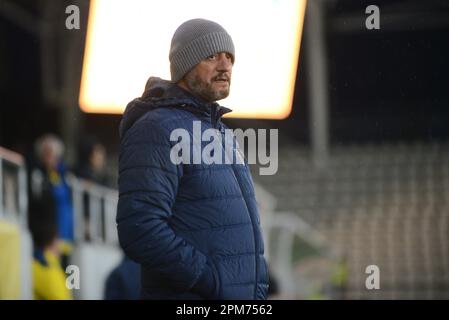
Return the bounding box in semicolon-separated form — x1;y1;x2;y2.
1;0;448;159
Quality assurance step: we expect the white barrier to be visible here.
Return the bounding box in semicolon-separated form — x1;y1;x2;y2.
0;146;33;299
255;182;333;298
67;176;118;245
71;243;122;300
67;175;121;299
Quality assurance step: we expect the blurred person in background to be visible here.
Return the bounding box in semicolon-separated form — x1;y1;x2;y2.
117;19;268;299
75;136;114;241
76;136;113;187
28;134;74;269
104;254;141;300
329;257;349;299
28;198;72;300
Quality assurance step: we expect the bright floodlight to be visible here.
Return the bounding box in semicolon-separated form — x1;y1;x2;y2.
79;0;306;119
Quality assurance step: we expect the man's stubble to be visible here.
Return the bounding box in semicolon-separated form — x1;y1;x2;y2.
184;72;231;102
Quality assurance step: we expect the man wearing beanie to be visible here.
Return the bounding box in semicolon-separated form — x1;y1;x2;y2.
117;19;269;300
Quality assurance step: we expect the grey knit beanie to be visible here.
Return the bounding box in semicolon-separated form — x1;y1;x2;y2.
169;18;235;82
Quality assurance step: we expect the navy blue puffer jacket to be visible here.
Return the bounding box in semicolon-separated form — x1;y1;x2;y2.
117;77;268;300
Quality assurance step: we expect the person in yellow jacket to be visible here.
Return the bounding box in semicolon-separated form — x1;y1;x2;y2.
32;241;73;300
28;203;72;300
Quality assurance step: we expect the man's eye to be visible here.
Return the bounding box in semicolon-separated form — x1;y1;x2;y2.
207;55;217;60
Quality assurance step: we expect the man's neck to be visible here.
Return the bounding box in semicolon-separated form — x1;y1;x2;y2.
176;79;191;94
175;80;212;106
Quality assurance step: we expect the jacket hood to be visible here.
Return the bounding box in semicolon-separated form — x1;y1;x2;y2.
119;77;232;139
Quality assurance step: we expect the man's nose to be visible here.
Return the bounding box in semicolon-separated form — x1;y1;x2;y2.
216;53;233;72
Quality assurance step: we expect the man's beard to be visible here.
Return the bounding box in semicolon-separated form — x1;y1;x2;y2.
185;73;230;102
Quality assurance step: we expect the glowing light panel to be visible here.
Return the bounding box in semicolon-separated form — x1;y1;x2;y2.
79;0;306;119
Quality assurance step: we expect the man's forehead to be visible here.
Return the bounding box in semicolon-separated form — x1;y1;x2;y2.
201;51;234;62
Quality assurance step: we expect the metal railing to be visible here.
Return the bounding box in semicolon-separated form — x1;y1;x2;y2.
0;146;28;226
254;183;334;298
0;146;32;299
67;175;118;245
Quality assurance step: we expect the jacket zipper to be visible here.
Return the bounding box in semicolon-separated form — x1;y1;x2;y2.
212;104;260;299
216;119;259;299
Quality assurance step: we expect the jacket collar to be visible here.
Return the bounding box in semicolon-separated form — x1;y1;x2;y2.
119;77;232;139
